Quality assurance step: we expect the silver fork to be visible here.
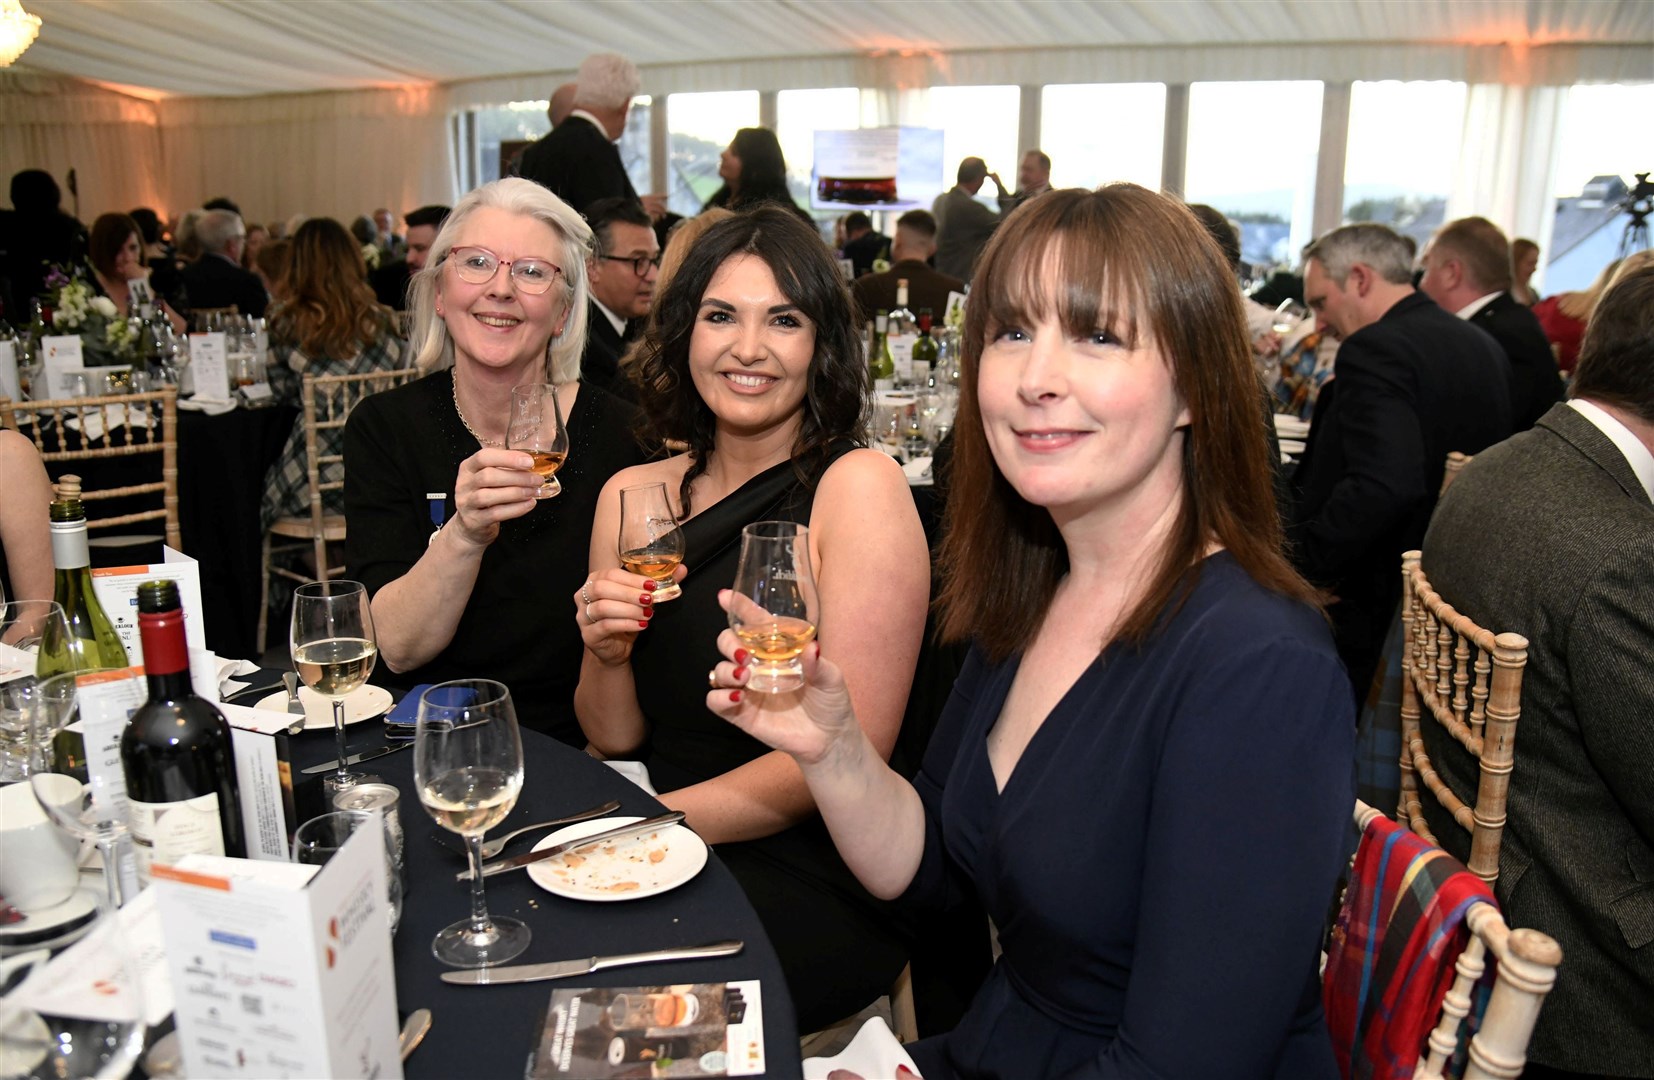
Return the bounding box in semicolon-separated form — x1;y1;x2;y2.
471;799;622;859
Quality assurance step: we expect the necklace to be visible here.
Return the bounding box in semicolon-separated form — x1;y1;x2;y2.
452;376;500;447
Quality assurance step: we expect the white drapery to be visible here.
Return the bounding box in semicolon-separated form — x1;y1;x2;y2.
1447;83;1568;275
0;71;165;221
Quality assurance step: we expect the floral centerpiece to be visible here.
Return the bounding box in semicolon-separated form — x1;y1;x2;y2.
43;265;135;367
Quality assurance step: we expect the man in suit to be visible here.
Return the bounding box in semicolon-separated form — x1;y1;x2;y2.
179;209;267;318
1419;216;1563;432
370;204;449;310
931;157;1004;281
993;148;1052;214
1419;264;1654;1080
371;208;404;259
851;210;963;325
582;197;659;399
839;211;889;278
1291;223;1513;702
516;53;664;223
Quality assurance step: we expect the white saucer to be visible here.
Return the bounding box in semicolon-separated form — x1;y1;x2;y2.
525;816;708;901
253;685;393;730
0;887;98;951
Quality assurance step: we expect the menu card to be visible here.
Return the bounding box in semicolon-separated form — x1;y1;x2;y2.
90;547;207;664
41;334;86;397
152;831;402;1080
529;981;765;1077
189;331;231;401
5;888;174;1028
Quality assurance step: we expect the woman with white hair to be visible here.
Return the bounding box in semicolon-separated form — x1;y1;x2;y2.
343;178;647;744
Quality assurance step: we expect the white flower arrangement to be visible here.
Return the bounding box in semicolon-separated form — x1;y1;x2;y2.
44;264;137;364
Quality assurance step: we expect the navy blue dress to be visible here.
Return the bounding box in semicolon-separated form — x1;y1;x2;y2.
905;553;1355;1079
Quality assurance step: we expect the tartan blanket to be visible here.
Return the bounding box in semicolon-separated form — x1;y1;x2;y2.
1323;814;1497;1080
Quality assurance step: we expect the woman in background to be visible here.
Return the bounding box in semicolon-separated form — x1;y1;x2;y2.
1533;257;1618;375
260;217;405;530
87;213;184;331
703;128;813;225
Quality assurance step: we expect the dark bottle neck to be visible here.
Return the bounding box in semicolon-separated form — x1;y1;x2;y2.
137;606;193;693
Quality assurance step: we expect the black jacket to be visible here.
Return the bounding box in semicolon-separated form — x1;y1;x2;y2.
515;116;637;216
1468;291;1564;432
180;253;268;318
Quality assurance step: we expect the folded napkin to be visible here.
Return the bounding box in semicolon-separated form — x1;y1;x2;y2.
602;759;659;797
215;656;261;698
803;1016;921;1079
1323;814;1496;1080
178;397;237;416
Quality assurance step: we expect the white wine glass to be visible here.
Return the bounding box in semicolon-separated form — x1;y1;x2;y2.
25;672;142;910
727;521;819;694
1272;298;1309;337
507;383;569;499
290;581;378;794
618;482;685;602
414;679;528;967
0;893;149;1080
0;600;70;780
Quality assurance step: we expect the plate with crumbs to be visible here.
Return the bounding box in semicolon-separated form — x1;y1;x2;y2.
524;815;708;901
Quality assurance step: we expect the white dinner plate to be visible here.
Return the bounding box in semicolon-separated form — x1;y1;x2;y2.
525;816;708;901
252;684;392;730
0;886;99;949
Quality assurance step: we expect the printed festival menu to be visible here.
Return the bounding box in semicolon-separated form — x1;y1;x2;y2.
529;981;765;1077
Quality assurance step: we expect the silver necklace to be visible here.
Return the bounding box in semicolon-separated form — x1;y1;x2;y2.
452;376;500;447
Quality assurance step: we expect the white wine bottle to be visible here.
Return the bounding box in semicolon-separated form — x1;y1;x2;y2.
869;312;896;388
121;579;246;877
38;475;129;677
887;280;917;386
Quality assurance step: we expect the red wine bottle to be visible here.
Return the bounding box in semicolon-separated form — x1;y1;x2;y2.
121;579;246;875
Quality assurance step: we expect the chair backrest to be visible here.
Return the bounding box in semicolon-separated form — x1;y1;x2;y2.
1439;451;1473;496
1329;802;1562;1080
1397;551;1527;883
296;369;419;531
0;390;181;552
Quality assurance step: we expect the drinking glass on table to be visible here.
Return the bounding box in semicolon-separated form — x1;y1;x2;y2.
507;382;569;499
727;521;819;693
0;893;149;1080
293;809;402;932
413;679;528;967
291;580;378;794
618;482;685;602
0;600;70;780
1271;299;1309;337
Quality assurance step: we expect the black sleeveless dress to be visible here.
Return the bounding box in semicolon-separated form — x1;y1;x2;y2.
629;444;912;1032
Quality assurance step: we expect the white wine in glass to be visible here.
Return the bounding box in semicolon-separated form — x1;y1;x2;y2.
507;383;570;499
291;581;378;793
727;521;819;693
414;679;529;968
617;482;685;602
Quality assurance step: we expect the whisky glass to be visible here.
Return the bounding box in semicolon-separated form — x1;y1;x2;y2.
507;383;569;499
617;482;685;602
727;522;818;693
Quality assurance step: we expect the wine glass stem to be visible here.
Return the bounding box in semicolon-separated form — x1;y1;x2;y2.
332;697;349;779
466;834;492;936
96;834;139;908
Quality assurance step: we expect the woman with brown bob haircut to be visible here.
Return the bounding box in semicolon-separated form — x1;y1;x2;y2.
705;186;1356;1076
260;217;406;531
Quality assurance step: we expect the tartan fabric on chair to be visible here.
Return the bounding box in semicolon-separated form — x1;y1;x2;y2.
1324;809;1495;1080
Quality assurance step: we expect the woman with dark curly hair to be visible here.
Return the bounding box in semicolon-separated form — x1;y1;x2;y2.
573;206;928;1030
260;217;405;530
703;127;814;225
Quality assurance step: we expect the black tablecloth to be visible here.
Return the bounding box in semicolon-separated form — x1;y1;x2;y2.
266;700;802;1079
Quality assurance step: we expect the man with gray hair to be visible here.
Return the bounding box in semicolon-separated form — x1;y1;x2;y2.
517;53;664;221
179;208;268;318
1290;222;1512;702
1418;215;1563;431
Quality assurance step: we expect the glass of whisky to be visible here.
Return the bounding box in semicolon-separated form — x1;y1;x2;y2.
506;383;569;499
617;482;685;601
727;521;818;693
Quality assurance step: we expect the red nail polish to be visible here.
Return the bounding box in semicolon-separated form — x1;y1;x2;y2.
643;580;658;592
640;594;653;605
729;690;741;703
733;666;747;681
734;648;749;665
638;619;649;628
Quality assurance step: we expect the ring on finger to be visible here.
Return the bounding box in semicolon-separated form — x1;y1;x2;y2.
580;579;594;606
585;601;595;624
707;669;718;689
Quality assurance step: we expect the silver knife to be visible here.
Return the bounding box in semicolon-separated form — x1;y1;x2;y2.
440;940;743;986
301;742;413;775
459;811;687;881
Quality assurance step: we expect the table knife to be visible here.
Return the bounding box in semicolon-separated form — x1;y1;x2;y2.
301;742;412;774
460;811;687;881
440;939;743;986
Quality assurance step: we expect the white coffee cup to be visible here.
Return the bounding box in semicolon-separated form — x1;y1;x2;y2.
0;776;82;913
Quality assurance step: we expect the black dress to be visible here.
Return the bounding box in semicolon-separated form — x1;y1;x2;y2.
343;371;647;745
628;446;912;1032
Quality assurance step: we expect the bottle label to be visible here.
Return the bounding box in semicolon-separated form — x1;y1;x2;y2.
888;333;917;381
129;794;226;878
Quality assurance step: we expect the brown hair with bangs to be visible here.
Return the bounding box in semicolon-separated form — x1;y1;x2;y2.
935;185;1319;661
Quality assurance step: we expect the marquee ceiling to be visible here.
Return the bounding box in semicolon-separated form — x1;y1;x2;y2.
16;0;1653;99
